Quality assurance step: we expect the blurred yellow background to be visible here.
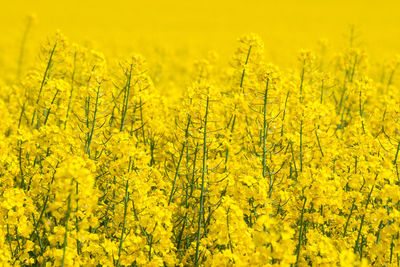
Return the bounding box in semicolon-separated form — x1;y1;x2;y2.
1;0;399;64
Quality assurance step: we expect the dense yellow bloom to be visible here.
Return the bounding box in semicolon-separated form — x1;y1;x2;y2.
0;1;399;263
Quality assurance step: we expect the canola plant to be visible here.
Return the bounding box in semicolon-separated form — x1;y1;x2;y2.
0;2;400;266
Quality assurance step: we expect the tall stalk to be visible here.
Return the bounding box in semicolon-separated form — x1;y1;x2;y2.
195;97;209;266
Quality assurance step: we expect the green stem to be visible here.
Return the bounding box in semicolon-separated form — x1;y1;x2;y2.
262;79;269;181
120;63;133;131
315;130;324;157
300;120;303;172
65;51;77;129
354;184;374;254
195;97;209;266
16;16;33;80
240;45;252;92
168;115;191;205
31;41;57;127
85;82;102;156
116;180;129;267
295;197;307;266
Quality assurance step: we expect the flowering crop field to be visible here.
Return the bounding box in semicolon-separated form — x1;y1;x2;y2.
1;1;400;266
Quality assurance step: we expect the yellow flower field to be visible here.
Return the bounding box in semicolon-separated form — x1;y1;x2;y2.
1;1;400;266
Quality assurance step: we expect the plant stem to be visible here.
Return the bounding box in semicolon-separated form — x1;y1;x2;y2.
195;96;209;266
116;180;129;267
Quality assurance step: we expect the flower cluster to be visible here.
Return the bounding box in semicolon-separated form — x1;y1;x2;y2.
0;31;399;266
